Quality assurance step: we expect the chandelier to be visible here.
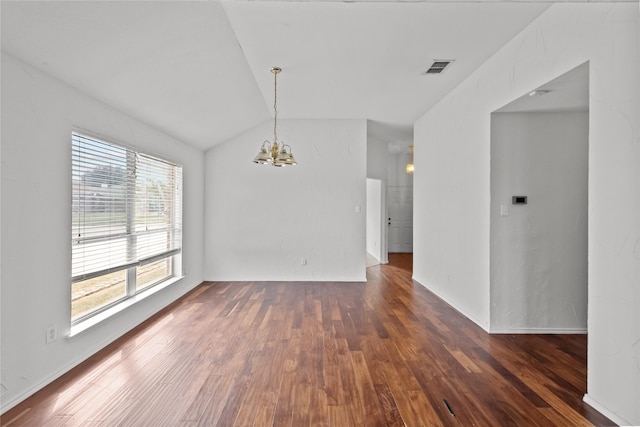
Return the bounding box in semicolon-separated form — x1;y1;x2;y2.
253;67;297;167
406;144;414;174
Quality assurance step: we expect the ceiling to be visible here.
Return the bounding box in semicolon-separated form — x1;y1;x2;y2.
496;62;589;113
1;1;553;151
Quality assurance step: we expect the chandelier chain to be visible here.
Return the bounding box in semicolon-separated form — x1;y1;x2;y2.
273;70;278;144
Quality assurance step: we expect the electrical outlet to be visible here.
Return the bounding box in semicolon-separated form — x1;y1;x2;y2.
46;325;57;344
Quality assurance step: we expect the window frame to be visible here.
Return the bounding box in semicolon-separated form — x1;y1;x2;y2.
71;131;183;326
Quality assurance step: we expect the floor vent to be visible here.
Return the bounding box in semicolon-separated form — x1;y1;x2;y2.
443;399;456;416
425;60;454;74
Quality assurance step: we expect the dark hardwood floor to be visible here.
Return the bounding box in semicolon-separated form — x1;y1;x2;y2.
2;253;613;426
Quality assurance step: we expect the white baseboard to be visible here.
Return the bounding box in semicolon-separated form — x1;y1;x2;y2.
583;394;634;426
489;327;587;334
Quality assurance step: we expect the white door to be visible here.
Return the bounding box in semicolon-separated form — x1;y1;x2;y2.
366;178;384;262
388;186;413;252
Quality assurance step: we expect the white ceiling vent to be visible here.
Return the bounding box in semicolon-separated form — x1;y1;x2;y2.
425;60;454;75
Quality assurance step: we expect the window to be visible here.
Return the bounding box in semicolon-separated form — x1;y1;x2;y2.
71;132;182;323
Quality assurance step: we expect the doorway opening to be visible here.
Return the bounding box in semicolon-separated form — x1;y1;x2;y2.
489;62;589;333
366;121;414;271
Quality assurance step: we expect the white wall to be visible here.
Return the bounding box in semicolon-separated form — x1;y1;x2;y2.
413;3;638;424
366;128;388;182
204;119;367;282
490;112;588;333
0;53;205;412
388;152;413;189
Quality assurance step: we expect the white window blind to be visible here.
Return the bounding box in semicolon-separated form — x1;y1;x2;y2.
72;132;182;283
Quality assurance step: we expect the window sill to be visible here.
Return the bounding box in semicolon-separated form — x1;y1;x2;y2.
69;275;184;338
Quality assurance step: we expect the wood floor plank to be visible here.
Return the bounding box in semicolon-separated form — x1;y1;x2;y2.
2;254;614;426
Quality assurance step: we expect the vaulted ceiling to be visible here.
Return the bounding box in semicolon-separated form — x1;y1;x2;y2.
1;1;552;151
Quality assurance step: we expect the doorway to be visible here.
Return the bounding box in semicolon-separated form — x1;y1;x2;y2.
366;121;414;267
388;151;413;253
366;178;385;265
489;63;589;333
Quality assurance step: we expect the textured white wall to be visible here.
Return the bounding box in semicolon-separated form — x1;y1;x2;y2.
0;53;205;412
366;127;388;182
388;152;413;188
490;112;588;333
413;4;638;424
204;119;367;282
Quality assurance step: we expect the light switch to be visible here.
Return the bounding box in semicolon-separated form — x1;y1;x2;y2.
355;205;361;213
500;204;509;216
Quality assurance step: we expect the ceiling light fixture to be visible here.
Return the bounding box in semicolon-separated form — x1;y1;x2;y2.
528;89;551;97
406;144;414;174
253;67;297;167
